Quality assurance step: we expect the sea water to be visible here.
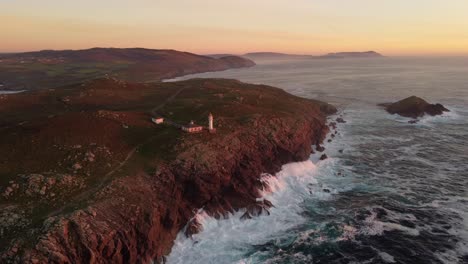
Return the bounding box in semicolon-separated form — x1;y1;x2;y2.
166;57;468;264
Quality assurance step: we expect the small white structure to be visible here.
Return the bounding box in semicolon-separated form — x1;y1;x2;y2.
208;113;214;131
151;117;164;124
182;120;203;133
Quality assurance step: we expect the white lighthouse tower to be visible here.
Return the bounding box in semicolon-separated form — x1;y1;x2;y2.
208;113;214;132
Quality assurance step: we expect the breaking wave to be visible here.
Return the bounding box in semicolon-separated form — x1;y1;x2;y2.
166;160;326;264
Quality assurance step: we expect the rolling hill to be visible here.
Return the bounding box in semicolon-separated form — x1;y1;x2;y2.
0;48;255;90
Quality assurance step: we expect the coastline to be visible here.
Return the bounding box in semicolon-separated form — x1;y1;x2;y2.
160;66;250;83
0;90;24;95
166;112;343;263
1;78;336;263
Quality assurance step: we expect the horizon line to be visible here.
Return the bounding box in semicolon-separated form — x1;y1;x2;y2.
2;47;468;57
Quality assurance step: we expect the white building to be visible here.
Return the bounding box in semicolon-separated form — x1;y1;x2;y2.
182;120;203;133
151;117;164;124
208;113;214;130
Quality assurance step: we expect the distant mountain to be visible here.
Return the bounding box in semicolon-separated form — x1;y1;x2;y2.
243;52;313;60
320;51;383;59
0;48;255;90
206;54;236;59
244;51;383;60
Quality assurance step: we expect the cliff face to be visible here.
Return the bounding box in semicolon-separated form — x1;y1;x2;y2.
0;78;335;263
19;116;329;263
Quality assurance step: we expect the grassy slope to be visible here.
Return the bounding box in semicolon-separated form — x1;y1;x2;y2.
0;48;254;90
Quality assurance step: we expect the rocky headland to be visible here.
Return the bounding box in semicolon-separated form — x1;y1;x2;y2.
243;51;383;61
379;96;450;119
0;78;336;263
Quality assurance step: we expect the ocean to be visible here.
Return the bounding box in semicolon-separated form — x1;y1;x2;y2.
165;57;468;264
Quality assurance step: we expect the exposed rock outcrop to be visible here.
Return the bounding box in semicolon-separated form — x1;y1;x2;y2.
379;96;449;118
9;114;331;263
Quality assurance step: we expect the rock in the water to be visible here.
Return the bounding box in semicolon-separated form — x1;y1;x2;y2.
184;218;202;237
408;119;420;124
316;144;325;152
320;154;328;160
240;200;272;221
379;96;449;118
336;117;346;123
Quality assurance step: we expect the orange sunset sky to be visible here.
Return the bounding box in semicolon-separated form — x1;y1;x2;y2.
2;0;468;55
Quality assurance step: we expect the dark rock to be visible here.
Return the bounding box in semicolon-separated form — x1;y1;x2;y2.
241;200;272;220
426;103;450;116
336;117;346;123
316;144;325;152
319;103;338;115
320;154;328;160
408;119;419;124
323;188;330;193
338;150;343;153
379;96;450;118
240;211;252;220
184;218;202;237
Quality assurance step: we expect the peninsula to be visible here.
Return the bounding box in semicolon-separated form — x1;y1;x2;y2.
0;48;255;91
0;78;336;263
243;51;383;60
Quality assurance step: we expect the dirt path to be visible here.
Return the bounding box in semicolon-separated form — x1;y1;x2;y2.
150;86;185;115
46;86;186;218
45;142;143;218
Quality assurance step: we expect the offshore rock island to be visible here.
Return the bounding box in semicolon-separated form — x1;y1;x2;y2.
379;96;450;119
0;78;336;263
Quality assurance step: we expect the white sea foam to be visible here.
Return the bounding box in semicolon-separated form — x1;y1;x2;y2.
166;160;322;264
378;251;396;263
385;106;462;126
432;197;468;264
418;107;461;125
360;210;420;237
165;113;350;264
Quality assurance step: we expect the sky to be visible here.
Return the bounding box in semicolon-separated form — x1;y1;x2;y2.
2;0;468;55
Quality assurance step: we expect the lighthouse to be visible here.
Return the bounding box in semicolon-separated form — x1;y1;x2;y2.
208;113;214;131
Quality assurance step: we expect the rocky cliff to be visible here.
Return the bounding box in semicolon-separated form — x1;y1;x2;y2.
0;78;335;263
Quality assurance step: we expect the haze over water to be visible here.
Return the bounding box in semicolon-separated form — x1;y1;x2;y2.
167;57;468;263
